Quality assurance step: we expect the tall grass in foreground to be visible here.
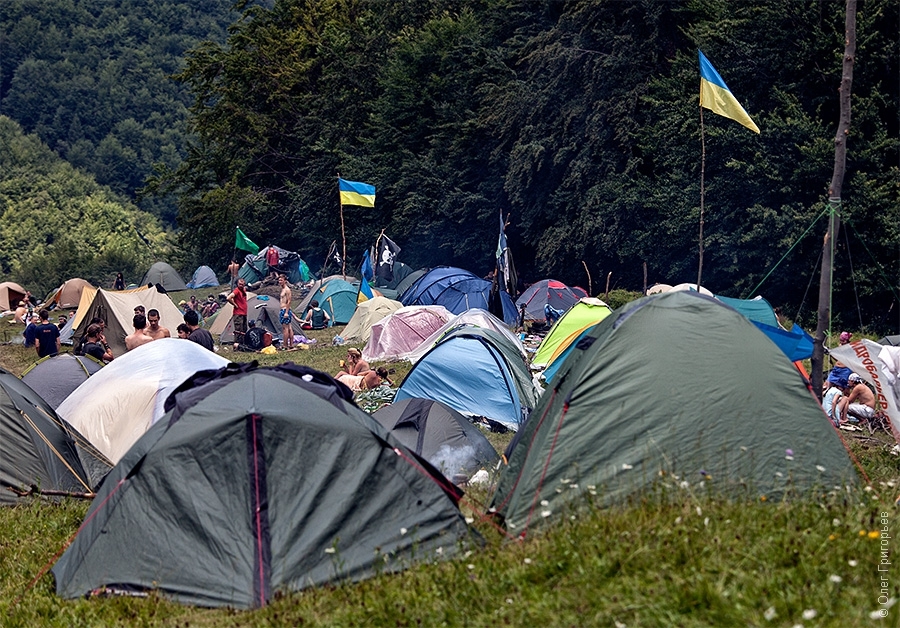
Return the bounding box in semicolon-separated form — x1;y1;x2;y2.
0;485;896;627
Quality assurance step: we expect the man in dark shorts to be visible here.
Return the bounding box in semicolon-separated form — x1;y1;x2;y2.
226;277;248;351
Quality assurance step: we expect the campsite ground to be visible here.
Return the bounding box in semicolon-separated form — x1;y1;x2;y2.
0;318;898;626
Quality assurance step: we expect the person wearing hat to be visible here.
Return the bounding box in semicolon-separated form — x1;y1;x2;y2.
838;373;876;424
839;331;852;345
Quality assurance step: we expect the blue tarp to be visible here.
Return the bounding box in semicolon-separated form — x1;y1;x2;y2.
715;295;779;327
753;322;815;362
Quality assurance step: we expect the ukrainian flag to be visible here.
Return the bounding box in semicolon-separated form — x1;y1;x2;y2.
339;178;376;207
699;50;759;134
357;250;375;303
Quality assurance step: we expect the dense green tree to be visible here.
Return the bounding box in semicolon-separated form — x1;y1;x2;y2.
0;116;172;296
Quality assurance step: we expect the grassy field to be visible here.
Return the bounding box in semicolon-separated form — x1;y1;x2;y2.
1;306;899;626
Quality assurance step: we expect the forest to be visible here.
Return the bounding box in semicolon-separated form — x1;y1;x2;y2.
2;0;899;330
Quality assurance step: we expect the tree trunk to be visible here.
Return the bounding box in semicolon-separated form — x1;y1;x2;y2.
812;0;856;400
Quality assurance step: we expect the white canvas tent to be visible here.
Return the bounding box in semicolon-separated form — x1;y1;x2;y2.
73;288;184;357
57;339;229;464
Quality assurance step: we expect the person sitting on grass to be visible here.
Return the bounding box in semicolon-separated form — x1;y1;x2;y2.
335;348;369;379
301;299;330;330
838;373;876;425
337;366;392;392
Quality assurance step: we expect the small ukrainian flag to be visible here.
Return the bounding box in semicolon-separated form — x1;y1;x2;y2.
339;178;376;207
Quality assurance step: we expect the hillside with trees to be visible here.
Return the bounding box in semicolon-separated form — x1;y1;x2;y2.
0;116;171;296
0;0;243;223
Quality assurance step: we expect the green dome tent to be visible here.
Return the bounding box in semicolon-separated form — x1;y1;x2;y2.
0;369;109;503
531;297;611;369
491;291;858;537
54;362;474;608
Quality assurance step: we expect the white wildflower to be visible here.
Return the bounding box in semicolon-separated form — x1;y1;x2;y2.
704;517;709;527
400;527;407;535
674;516;682;525
324;547;336;554
541;499;550;506
764;606;777;621
816;465;826;472
541;510;552;518
679;481;690;489
848;559;858;567
832;518;841;527
829;574;842;583
621;463;633;470
524;558;532;564
802;609;817;619
696;506;702;516
775;472;783;478
465;517;474;525
467;564;475;571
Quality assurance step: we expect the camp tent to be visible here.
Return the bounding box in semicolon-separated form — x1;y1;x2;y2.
185;265;219;289
372;398;499;478
54;362;473;608
491;291;858;536
57;338;229;464
532;298;612;369
72;288;184;357
342;297;403;344
218;295;303;344
363;305;453;362
47;278;94;310
515;279;587;323
0;369;110;503
669;282;714;296
239;245;312;285
0;281;27;311
404;309;526;364
21;353;103;410
714;295;814;362
373;261;415;290
399;267;517;324
141;262;188;292
308;278;358;325
395;327;537;431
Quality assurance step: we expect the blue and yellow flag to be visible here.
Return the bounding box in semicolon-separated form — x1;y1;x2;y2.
339;178;376;207
357;250;375;303
699;50;759;134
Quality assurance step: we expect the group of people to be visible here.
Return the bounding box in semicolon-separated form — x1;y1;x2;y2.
823;331;877;426
334;348;392;392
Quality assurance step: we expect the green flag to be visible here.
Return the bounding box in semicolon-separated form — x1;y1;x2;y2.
235;227;259;254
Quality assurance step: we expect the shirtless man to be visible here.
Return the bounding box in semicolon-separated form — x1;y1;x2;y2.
278;274;294;350
227;259;241;289
839;373;876;424
125;314;155;351
144;308;171;340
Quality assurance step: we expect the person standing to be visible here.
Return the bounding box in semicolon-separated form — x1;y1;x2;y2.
226;278;248;351
144;309;171;340
23;313;40;348
113;272;125;290
125;314;155;351
82;323;114;362
278;274;294;350
227;259;241;290
266;245;280;277
184;309;214;351
34;309;61;358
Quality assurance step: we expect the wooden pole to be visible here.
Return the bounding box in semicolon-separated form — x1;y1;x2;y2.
812;0;856;400
697;107;706;290
643;261;648;295
337;175;346;279
604;272;612;302
582;261;592;296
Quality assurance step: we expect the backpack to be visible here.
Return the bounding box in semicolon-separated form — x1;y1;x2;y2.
245;327;265;351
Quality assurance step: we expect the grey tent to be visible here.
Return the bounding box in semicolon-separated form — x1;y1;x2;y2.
185;265;219;289
372;398;499;478
53;362;474;608
0;369;110;503
141;262;188;292
219;295;303;344
21;353;104;410
491;291;859;537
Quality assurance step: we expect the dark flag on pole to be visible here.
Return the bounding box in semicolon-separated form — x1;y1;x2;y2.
496;212;517;296
374;234;402;282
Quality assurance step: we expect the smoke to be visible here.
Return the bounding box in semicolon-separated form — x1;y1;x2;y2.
429;444;477;479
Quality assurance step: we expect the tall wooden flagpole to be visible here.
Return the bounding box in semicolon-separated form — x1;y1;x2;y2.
697;107;706;289
337;174;346;279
